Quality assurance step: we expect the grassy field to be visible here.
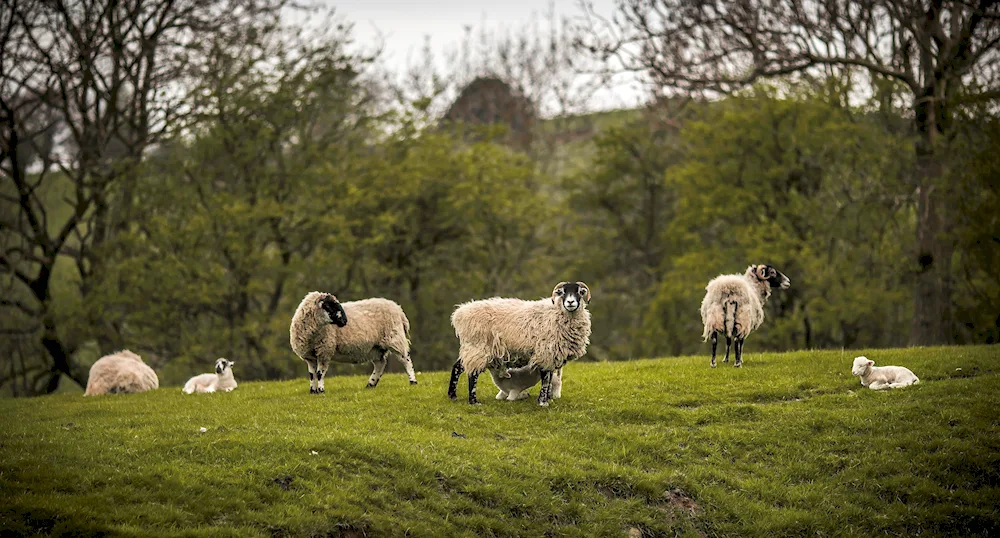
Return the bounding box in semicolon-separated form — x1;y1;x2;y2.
1;346;998;537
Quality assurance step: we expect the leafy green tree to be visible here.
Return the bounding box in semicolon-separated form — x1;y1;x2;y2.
646;86;914;355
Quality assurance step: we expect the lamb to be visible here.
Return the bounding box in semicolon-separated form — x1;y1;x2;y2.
448;281;591;406
84;350;159;396
700;264;790;368
488;364;564;401
852;356;919;390
183;358;238;394
290;291;416;394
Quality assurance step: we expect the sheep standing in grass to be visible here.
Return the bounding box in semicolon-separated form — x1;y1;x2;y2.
448;281;591;406
84;350;159;396
488;364;564;401
290;291;415;394
700;265;790;368
183;358;237;394
852;356;919;390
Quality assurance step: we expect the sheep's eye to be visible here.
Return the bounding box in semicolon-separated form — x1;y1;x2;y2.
556;290;564;295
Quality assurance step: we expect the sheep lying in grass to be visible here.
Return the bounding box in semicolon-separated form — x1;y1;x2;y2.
290;291;416;394
183;358;237;394
84;350;159;396
852;356;919;390
449;281;591;406
488;364;564;401
701;264;790;368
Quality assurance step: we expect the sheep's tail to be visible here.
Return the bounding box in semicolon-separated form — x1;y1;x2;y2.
724;299;739;339
401;310;410;340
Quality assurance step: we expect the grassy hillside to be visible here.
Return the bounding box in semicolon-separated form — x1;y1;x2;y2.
1;346;998;537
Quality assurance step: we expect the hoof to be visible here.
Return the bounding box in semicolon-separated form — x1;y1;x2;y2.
734;363;742;368
318;387;325;393
710;363;717;368
365;383;377;389
409;380;418;385
309;387;318;394
448;393;458;401
538;400;550;407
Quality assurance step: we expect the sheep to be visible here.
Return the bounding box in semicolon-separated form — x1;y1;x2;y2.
448;281;591;406
84;350;159;396
852;356;919;390
488;364;564;401
183;358;238;394
700;264;790;368
290;291;415;394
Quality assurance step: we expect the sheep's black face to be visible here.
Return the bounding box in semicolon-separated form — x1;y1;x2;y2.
320;295;348;327
758;265;790;290
552;281;590;313
215;358;232;374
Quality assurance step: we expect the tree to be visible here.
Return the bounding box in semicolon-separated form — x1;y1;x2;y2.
0;0;287;393
442;76;536;148
579;0;1000;345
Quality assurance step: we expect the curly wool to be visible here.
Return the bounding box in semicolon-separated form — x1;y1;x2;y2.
290;292;410;364
700;266;772;341
451;296;591;374
84;350;159;396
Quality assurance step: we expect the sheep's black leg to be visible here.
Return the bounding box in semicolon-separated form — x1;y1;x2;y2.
401;354;417;385
728;302;739;364
448;359;464;400
306;359;318;394
538;369;554;407
734;338;744;368
723;335;732;363
710;331;718;368
367;352;388;388
467;370;480;405
315;361;328;394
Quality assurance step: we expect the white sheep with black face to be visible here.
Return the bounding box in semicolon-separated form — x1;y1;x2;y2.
448;281;591;407
183;358;237;394
290;291;415;394
852;356;919;390
700;264;790;368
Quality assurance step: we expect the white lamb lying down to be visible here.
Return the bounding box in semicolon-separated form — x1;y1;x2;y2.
851;356;919;390
183;358;238;394
488;365;563;401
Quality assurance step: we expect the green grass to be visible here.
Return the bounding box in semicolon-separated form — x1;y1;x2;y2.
1;346;998;537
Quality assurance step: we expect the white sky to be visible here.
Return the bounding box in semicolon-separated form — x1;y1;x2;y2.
315;0;646;113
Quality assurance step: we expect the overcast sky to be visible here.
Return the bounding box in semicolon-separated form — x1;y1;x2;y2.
318;0;644;112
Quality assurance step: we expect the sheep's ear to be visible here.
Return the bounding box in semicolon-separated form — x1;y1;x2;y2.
577;282;591;303
868;360;874;367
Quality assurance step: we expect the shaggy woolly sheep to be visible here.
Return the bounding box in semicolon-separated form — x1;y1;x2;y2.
700;265;790;368
448;281;591;406
290;291;416;394
84;350;159;396
488;364;564;401
183;358;238;394
852;356;919;390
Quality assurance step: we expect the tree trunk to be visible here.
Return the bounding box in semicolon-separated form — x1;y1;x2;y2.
41;314;89;390
910;92;953;346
